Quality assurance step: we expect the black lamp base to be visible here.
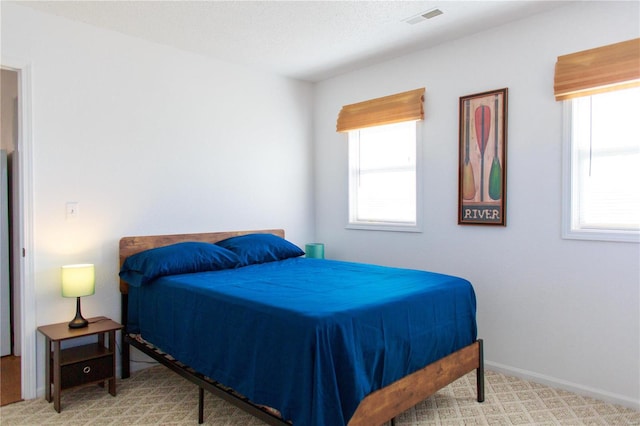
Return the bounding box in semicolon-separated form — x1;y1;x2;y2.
68;297;89;329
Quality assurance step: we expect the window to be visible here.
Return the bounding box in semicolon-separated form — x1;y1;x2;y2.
337;88;425;232
563;87;640;242
348;120;421;231
555;38;639;243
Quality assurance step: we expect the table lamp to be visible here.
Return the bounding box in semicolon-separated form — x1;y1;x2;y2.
61;264;95;328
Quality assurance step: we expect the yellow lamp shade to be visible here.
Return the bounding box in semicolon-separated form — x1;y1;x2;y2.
61;264;95;298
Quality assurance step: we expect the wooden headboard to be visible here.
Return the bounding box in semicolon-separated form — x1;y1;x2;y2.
118;229;285;294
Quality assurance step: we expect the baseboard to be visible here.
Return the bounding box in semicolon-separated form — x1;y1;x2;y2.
485;360;640;411
127;359;158;374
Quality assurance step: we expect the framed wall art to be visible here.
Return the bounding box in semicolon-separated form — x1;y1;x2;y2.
458;88;508;225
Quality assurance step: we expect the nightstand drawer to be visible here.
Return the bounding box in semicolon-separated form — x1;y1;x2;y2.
60;355;113;389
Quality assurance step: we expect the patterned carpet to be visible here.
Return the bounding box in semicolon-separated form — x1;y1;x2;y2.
1;365;638;425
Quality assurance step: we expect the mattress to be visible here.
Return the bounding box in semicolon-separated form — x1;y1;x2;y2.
126;257;477;426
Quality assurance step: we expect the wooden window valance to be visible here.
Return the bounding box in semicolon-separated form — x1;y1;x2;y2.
554;38;640;101
336;88;425;132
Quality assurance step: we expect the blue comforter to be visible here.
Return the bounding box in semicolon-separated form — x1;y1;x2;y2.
127;258;477;426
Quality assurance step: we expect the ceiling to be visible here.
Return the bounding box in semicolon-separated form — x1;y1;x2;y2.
19;1;571;82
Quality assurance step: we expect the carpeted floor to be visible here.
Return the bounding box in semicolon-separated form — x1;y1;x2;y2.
1;365;638;425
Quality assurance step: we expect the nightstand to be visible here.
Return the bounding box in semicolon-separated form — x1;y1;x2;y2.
37;316;123;412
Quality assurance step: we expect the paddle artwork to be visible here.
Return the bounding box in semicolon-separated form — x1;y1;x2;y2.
458;88;508;225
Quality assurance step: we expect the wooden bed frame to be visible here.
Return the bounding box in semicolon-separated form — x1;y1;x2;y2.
119;229;484;426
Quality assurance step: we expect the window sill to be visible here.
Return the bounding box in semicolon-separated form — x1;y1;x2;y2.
346;222;422;233
562;228;639;243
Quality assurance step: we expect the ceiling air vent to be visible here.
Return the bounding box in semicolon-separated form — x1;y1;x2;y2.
404;8;444;25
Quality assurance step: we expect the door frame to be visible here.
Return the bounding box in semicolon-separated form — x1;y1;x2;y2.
1;58;36;399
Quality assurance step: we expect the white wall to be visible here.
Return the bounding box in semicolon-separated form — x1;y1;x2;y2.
2;3;314;395
314;1;640;409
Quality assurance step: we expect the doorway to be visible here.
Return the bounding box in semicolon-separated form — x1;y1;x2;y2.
1;68;21;405
1;61;35;403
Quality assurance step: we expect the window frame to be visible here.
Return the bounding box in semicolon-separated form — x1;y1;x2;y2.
561;100;640;243
346;120;423;233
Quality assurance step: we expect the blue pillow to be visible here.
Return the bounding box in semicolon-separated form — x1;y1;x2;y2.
216;233;304;266
119;242;241;287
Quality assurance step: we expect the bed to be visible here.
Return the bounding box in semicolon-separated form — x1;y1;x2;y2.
118;229;484;426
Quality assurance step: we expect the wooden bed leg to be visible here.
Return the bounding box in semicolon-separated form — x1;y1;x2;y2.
121;293;130;379
198;387;204;424
476;339;485;402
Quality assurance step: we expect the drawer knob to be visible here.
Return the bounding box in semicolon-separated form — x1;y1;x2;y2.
83;366;91;374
